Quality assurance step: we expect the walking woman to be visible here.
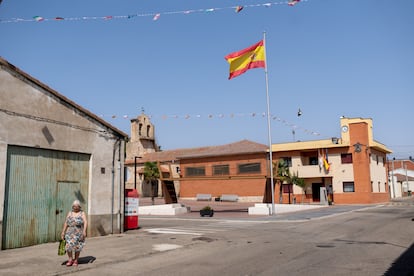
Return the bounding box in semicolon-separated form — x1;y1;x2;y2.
61;200;88;267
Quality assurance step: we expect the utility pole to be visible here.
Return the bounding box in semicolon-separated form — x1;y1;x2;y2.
391;158;396;198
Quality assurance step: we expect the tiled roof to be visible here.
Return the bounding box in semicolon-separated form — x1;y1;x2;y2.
177;139;268;159
125;140;267;164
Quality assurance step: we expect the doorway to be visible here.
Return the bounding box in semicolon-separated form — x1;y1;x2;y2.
312;183;323;202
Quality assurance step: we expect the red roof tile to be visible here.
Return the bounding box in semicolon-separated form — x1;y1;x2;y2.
125;140;267;164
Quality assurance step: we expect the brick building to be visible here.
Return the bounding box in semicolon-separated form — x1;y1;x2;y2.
125;116;392;205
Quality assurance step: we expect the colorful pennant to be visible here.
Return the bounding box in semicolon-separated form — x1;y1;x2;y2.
99;111;320;137
0;1;307;24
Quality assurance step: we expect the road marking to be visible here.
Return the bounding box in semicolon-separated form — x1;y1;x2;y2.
144;220;269;236
153;243;183;252
145;228;209;236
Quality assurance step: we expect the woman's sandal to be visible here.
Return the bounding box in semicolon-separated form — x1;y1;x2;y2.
66;260;73;267
73;260;78;266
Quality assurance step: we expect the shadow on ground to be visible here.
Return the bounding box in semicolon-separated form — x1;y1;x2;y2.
384;242;414;275
60;256;96;266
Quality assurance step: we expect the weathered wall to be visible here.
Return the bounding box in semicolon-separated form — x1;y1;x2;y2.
0;61;126;246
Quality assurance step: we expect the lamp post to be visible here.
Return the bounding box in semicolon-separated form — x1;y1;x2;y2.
391;158;395;198
405;163;409;195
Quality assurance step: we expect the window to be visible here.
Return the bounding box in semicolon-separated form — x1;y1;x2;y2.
238;163;261;174
341;153;353;164
343;182;355;192
301;151;318;166
138;123;143;136
186;167;205;177
281;157;292;167
309;157;318;165
146;125;151;137
282;184;293;193
213;164;229;175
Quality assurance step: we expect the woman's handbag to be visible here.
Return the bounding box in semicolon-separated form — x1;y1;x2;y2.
58;239;66;256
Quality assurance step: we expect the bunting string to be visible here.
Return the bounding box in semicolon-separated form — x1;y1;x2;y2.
1;0;306;23
102;111;321;137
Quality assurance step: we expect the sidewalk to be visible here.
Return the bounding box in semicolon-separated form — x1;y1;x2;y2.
0;198;262;276
0;232;159;276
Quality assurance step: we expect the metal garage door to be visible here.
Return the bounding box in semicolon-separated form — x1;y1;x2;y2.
2;146;90;249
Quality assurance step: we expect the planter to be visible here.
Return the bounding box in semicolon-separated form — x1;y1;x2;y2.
200;209;214;217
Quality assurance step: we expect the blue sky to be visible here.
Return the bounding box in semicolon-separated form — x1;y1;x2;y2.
1;0;413;159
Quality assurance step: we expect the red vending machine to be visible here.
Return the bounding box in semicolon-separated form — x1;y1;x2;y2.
124;189;139;230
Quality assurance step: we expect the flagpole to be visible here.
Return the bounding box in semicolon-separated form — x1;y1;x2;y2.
263;32;275;215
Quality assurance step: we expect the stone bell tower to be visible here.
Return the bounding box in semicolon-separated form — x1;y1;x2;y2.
126;113;158;160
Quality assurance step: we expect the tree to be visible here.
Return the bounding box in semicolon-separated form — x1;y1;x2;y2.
291;171;306;204
274;159;308;204
143;162;160;205
273;159;292;203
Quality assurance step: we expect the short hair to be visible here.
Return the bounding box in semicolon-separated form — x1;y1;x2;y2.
72;200;81;207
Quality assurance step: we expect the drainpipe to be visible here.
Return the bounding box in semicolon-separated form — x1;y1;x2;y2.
111;139;119;234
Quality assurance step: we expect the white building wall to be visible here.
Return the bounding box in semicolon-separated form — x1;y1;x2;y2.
370;153;387;193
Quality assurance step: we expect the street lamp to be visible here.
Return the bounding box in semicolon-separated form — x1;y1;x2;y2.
134;156;139;190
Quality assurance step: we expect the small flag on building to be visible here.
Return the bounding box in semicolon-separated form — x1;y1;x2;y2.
323;149;330;172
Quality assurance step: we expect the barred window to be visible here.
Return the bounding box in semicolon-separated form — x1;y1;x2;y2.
213;164;229;175
185;167;205;177
343;182;355;192
238;163;261;174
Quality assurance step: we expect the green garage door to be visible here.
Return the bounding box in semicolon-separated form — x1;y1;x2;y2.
2;146;90;249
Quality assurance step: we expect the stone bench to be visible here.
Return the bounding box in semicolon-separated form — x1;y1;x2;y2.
196;194;212;201
220;194;238;202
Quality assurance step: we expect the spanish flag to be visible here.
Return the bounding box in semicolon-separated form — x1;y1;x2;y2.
225;40;266;80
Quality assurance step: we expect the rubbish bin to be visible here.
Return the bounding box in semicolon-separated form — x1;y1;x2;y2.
124;189;139;230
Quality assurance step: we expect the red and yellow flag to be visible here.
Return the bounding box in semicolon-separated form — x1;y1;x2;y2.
225;40;266;80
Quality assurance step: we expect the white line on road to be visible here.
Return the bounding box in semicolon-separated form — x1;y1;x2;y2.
145;228;209;236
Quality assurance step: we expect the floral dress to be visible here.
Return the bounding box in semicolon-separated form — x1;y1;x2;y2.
65;211;85;252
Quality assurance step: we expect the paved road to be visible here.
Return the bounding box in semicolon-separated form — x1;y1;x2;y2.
1;201;413;275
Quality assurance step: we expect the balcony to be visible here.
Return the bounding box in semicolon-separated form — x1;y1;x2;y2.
294;164;330;178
